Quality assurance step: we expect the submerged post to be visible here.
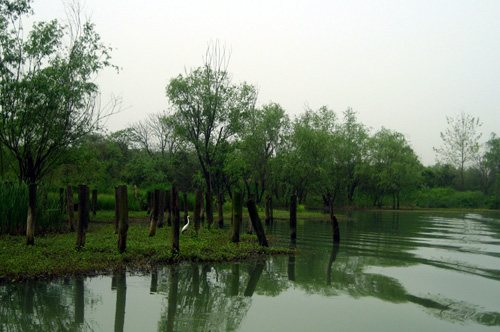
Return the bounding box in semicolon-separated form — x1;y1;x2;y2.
247;197;268;247
231;192;242;243
117;185;129;253
290;194;297;240
330;197;340;242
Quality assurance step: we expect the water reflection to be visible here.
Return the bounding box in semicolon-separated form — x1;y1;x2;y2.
1;212;500;331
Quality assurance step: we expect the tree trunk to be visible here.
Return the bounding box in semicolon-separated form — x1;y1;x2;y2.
59;188;65;220
183;192;189;225
66;186;75;232
76;184;89;248
26;183;36;245
158;190;165;228
246;197;268;247
117;185;128;253
231;192;242;243
218;193;224;228
205;192;213;229
91;189;98;215
194;190;202;233
265;194;271;225
147;191;152;215
149;189;160;237
290;194;297;240
172;188;180;254
166;190;172;227
200;192;205;228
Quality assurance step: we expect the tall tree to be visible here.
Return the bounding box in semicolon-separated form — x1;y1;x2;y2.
484;133;500;195
0;0;117;244
166;43;258;196
0;0;118;185
368;128;422;209
434;112;482;190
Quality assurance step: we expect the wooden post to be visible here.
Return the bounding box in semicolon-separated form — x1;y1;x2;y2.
246;197;269;247
172;187;180;254
206;192;213;229
290;194;297;240
91;189;98;215
166;190;172;227
66;186;75;232
158;190;165;228
117;185;129;253
330;197;340;242
149;189;160;237
231;192;242;243
76;184;89;248
26;183;36;245
194;190;202;233
183;192;189;225
218;193;224;228
114;187;119;234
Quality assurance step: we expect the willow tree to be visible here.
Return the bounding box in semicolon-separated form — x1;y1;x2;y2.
0;0;117;243
166;43;258;223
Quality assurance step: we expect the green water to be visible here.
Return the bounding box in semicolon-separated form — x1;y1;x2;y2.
1;211;500;331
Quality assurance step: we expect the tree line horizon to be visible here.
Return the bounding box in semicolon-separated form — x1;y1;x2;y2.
1;1;499;213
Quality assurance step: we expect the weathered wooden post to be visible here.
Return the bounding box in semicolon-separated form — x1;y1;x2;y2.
149;189;160;237
166;190;172;227
194;190;202;233
91;189;98;215
66;185;75;232
26;183;36;245
76;184;89;248
247;197;269;247
290;194;297;240
114;187;119;234
158;190;165;228
172;187;180;254
330;197;340;242
231;192;242;243
218;193;224;228
206;192;213;229
117;185;129;253
183;192;189;225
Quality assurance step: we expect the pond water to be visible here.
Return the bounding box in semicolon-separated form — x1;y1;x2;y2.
1;211;500;331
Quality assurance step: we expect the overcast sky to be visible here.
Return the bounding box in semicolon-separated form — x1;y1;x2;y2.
31;0;500;165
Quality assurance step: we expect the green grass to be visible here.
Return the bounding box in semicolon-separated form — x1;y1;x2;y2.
0;220;292;283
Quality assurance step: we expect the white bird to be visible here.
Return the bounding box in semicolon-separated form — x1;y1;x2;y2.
181;215;190;233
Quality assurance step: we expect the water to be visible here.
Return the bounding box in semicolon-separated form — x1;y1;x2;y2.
1;211;500;331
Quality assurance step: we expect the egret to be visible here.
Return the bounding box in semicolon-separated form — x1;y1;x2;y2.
181;215;190;233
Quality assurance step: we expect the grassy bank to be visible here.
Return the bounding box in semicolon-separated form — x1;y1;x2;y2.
0;221;292;283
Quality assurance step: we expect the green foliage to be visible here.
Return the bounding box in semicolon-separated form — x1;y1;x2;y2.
0;223;291;282
0;183;63;234
415;188;486;209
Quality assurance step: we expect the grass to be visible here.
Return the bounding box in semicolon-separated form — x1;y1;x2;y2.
0;216;293;283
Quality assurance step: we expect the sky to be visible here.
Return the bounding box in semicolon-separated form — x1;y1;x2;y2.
30;0;500;165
